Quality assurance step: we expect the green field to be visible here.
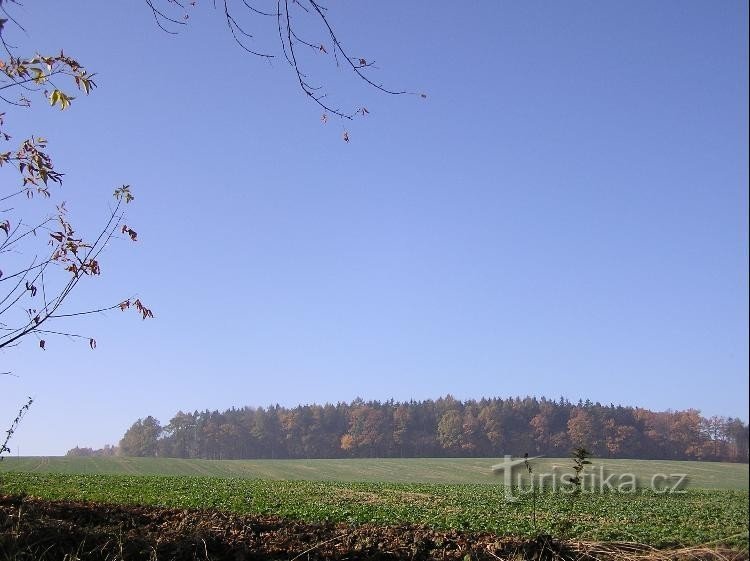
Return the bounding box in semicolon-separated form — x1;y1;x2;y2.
1;456;747;489
1;471;747;548
1;457;748;549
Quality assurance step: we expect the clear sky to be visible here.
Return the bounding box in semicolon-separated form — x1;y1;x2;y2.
1;1;747;455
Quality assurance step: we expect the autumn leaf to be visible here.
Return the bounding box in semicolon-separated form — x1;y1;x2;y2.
25;281;37;297
120;225;138;241
39;340;45;350
49;89;74;110
134;299;154;320
113;185;135;203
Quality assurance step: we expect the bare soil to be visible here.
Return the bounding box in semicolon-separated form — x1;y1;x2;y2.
0;495;745;561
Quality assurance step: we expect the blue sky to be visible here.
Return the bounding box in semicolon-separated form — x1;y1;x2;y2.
1;1;747;455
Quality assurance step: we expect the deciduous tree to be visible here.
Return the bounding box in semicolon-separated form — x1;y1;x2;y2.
119;416;162;457
99;397;748;462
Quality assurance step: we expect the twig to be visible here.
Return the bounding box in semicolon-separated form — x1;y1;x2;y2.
289;531;350;561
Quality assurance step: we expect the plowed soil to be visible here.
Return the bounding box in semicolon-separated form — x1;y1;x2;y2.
0;495;745;561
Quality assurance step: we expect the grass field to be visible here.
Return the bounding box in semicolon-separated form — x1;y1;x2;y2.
1;457;747;549
0;456;747;489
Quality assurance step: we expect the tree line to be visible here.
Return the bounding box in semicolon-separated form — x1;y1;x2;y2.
67;396;749;462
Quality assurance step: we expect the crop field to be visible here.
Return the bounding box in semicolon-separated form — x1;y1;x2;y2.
1;457;748;556
1;456;747;489
0;469;748;549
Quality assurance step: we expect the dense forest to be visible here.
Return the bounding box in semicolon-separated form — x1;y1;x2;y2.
68;396;749;462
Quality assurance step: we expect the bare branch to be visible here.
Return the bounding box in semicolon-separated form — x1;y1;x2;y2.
141;0;412;120
144;0;187;34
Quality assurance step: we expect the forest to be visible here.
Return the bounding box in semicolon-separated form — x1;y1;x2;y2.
68;396;749;462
